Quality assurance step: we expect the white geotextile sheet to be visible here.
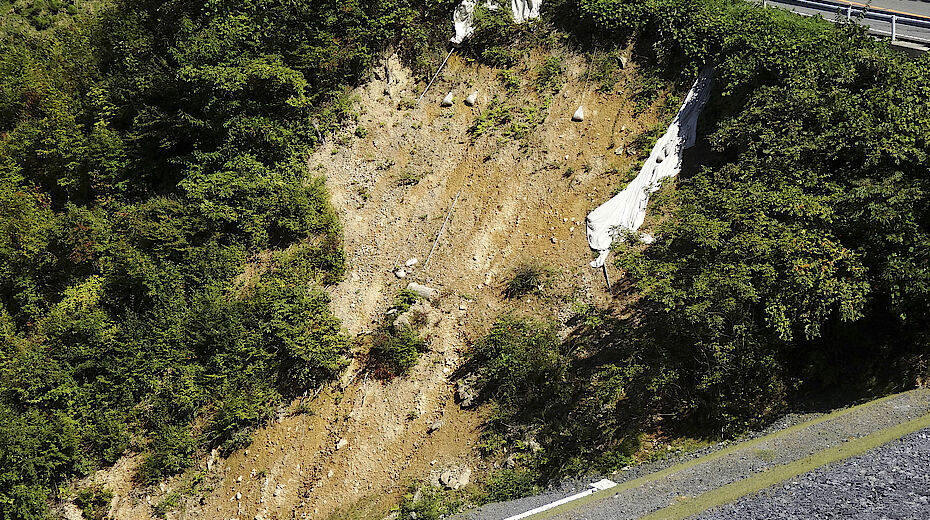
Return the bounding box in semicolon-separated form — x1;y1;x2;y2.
586;66;714;268
451;0;540;44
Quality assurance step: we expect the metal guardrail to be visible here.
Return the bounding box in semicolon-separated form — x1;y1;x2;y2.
761;0;930;45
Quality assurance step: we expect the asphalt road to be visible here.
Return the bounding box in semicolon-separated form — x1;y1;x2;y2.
694;428;930;520
764;0;930;44
457;390;930;520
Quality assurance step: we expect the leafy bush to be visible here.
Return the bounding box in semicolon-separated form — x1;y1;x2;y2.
369;326;426;376
74;484;113;520
472;315;565;408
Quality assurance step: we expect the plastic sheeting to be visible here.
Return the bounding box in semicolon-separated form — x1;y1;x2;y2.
451;0;540;44
585;66;714;268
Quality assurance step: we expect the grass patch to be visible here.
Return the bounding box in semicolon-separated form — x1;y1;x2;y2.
503;264;552;299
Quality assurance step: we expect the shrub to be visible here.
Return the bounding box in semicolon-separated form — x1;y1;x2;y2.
369;326;426;376
472;315;564;408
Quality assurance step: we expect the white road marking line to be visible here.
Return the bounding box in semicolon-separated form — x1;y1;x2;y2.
503;479;618;520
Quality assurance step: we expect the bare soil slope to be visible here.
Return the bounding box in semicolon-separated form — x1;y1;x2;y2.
86;45;673;520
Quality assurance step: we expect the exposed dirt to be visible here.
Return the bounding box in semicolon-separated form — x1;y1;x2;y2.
78;45;673;520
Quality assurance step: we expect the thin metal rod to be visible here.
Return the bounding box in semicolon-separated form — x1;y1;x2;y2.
423;189;462;270
416;48;455;106
602;264;612;292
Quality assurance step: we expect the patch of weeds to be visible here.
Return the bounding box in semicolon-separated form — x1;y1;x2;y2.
754;448;777;462
503;264;552;299
535;56;563;94
397;98;416;110
290;399;314;416
354;125;369;138
399;484;470;520
355;185;370;201
482;468;540;503
498;70;521;95
628;124;664;158
470;96;512;139
376;159;394;171
393;289;422;313
590;48;626;93
595;433;641;473
396;169;423;187
630;70;667;115
152;491;181;519
74;484;113;520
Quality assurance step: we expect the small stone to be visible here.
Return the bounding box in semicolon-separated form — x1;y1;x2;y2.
394;269;406;279
551;237;558;244
614;147;624;156
405;258;418;267
236;492;242;501
336;438;348;450
327;470;334;478
570;227;575;232
464;91;478;106
237;475;243;483
428;420;445;433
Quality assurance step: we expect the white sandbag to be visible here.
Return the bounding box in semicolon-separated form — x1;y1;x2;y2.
586;66;714;268
572;105;584;122
441;91;455;107
465;91;478;106
451;0;539;44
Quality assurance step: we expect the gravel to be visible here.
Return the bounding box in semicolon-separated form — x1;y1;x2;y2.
694;427;930;520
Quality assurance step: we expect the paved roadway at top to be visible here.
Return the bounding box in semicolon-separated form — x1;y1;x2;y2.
840;0;930;19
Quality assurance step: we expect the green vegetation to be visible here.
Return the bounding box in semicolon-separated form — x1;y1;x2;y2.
367;291;427;376
503;264;552;299
74;484;113;520
0;0;453;517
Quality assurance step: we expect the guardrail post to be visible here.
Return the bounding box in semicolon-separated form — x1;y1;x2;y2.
762;0;767;6
892;15;898;41
846;5;852;21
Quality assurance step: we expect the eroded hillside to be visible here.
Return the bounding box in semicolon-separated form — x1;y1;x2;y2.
74;45;679;520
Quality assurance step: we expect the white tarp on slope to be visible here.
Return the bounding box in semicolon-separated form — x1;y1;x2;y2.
586;66;714;268
452;0;540;44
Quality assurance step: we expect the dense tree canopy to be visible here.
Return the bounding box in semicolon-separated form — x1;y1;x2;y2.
0;0;454;517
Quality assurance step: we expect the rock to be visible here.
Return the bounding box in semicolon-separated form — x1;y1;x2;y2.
572;105;585;122
393;314;412;331
551;237;558;244
236;492;242;501
273;484;283;497
504;454;517;469
614;147;625;156
439;466;472;490
406;282;438;301
464;91;478;106
237;475;243;483
459;303;467;311
428;420;445;433
456;375;478;407
441;92;454;107
619;55;628;69
394;269;406;279
405;258;418;267
336;438;348;450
